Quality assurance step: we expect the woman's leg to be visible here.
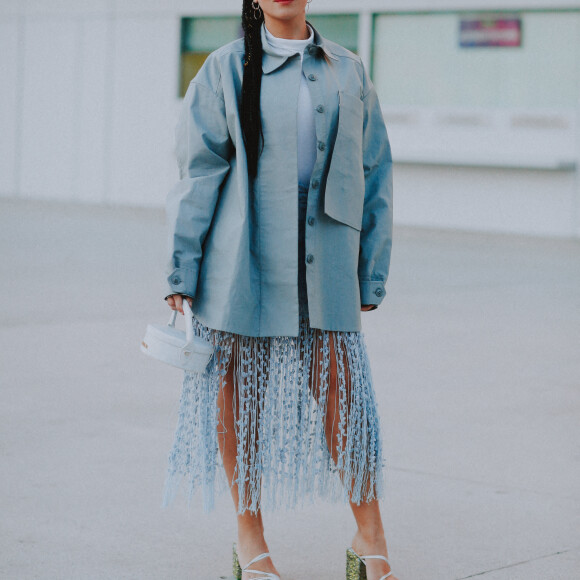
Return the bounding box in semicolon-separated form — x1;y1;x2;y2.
216;338;280;578
323;332;399;580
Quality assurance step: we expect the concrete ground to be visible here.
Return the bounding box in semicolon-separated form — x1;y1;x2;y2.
1;197;579;580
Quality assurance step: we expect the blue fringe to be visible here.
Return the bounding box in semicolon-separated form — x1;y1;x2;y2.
161;313;386;515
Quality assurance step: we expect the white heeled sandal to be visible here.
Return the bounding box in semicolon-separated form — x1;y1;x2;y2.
232;543;280;580
346;546;394;580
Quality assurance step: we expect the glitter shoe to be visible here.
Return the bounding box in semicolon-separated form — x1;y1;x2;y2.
233;542;280;580
346;546;394;580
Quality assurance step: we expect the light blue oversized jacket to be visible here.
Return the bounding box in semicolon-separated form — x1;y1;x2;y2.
165;22;393;337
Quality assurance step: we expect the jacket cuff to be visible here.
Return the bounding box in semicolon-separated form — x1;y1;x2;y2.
166;267;198;298
360;280;387;306
164;293;194;301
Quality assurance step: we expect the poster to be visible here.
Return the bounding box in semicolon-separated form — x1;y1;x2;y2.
460;16;522;47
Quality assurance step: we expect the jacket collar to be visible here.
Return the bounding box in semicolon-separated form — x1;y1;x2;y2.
261;20;339;75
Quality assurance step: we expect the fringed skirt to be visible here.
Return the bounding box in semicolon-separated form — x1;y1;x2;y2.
162;185;387;515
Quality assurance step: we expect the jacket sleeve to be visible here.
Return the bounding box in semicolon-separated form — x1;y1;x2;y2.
164;79;232;300
358;63;394;308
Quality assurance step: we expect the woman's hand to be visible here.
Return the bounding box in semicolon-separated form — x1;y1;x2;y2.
166;294;193;315
361;304;376;312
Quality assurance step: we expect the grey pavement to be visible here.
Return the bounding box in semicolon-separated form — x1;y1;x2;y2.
1;198;579;579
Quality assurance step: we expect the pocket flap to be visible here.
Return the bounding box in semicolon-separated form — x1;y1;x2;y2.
324;91;365;231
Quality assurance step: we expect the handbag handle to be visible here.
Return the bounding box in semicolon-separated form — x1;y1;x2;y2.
167;298;194;343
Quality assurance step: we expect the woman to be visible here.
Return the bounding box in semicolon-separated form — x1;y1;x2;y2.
163;1;396;578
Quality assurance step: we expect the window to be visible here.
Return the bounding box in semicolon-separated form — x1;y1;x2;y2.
370;11;580;169
372;11;580;109
179;17;242;98
306;14;358;54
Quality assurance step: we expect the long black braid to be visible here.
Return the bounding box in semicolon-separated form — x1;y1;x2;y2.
241;0;265;179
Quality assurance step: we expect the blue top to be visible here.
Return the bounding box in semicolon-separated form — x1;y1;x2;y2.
164;21;393;337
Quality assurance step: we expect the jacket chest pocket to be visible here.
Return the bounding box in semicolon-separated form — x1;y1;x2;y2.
324;90;365;231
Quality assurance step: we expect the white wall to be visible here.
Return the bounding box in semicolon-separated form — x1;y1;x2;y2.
1;0;579;238
0;16;21;196
20;16;79;201
394;164;578;237
0;2;181;208
107;15;178;206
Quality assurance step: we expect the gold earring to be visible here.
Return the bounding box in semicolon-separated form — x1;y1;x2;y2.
252;0;262;20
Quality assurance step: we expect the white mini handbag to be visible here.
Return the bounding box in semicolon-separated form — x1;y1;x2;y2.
140;300;214;373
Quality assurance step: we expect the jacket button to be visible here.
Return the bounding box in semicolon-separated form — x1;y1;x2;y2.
306;254;314;264
316;104;325;113
374;287;384;297
172;276;181;285
307;216;315;226
308;45;319;56
317;141;325;151
308;74;318;81
311;179;320;189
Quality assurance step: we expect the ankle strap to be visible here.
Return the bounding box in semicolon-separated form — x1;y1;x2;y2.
243;551;271;570
361;554;390;564
240;550;280;579
360;554;392;579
